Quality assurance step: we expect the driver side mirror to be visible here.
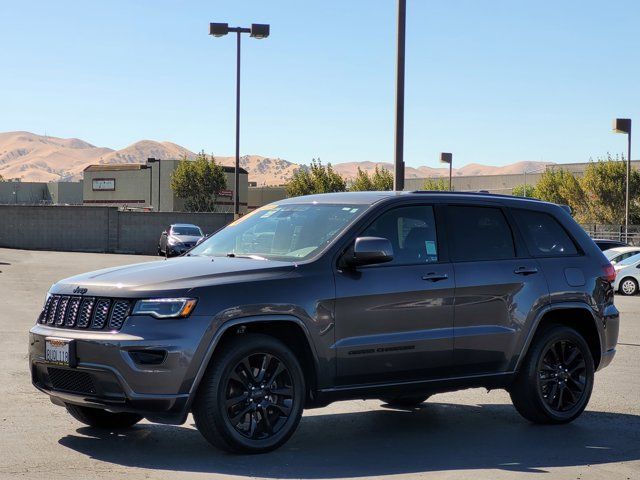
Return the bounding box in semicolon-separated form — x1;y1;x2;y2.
342;237;394;268
162;231;168;236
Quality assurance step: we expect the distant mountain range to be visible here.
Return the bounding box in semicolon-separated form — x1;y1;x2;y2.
0;131;553;186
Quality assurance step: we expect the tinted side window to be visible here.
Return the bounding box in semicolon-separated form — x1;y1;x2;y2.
512;209;578;257
448;206;515;262
362;205;438;265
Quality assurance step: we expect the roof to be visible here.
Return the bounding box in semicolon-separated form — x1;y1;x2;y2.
83;162;248;174
171;223;201;228
221;165;248;174
605;246;640;253
84;164;148;172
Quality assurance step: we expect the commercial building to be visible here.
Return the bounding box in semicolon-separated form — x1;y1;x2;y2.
0;181;83;205
82;159;249;213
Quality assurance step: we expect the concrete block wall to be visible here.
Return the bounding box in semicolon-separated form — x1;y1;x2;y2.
0;205;233;255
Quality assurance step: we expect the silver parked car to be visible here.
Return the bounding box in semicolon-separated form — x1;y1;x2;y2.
158;223;204;257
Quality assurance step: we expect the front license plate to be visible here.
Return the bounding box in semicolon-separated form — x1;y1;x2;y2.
45;338;74;367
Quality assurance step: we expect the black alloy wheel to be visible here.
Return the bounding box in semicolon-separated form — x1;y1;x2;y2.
510;324;594;424
224;352;294;440
193;333;305;453
537;339;587;412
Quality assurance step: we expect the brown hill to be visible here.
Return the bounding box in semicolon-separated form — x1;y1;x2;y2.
0;131;553;185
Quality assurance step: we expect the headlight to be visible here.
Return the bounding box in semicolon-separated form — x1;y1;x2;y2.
168;236;182;246
132;298;197;318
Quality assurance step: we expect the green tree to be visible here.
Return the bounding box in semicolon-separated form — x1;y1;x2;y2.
534;168;587;220
423;178;450;191
286;158;347;197
371;166;394;190
580;155;640;224
511;184;537;198
170;152;227;212
349;165;394;191
349;167;374;191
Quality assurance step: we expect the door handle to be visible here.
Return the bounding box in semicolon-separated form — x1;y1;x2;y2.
422;272;448;282
514;266;538;275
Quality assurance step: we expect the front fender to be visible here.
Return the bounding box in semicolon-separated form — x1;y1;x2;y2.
180;314;322;421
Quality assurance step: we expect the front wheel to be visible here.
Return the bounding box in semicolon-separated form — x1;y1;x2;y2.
65;404;142;429
193;334;305;454
619;277;638;295
509;325;594;424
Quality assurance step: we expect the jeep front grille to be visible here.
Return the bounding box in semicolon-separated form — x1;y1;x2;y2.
38;295;132;331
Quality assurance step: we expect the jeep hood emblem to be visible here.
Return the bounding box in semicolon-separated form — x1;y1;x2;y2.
73;286;88;295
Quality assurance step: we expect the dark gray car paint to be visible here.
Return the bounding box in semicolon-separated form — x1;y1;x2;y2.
29;191;619;424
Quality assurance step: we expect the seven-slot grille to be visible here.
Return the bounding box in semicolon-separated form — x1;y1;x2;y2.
39;295;132;331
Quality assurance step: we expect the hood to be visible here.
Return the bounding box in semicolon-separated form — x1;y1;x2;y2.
170;234;202;244
52;256;296;297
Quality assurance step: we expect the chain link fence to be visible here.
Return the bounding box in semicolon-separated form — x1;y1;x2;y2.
580;224;640;246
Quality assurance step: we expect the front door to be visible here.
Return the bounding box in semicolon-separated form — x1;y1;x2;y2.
333;204;455;385
444;204;550;375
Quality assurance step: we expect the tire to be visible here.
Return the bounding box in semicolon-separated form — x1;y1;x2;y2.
65;404;142;429
193;333;305;454
619;277;638;296
381;395;430;407
509;325;594;424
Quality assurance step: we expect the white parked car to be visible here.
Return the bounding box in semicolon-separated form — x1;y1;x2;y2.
604;246;640;265
613;252;640;295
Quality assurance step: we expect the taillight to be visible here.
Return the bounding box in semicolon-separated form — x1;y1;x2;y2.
602;263;616;283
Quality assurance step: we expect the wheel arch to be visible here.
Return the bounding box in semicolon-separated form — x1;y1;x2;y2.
516;303;603;371
185;315;321;414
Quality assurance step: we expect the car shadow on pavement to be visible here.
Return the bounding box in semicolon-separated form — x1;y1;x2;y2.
58;402;640;478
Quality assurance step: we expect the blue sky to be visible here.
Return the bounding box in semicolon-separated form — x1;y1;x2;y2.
1;0;638;168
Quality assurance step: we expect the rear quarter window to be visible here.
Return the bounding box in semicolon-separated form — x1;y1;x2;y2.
511;209;578;257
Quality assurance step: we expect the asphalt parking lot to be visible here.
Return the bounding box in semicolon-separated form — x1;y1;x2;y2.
1;248;639;480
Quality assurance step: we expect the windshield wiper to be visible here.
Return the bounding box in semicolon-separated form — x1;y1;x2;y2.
226;253;268;261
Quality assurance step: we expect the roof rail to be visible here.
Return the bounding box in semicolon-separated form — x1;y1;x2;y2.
410;190;546;201
410;190;572;211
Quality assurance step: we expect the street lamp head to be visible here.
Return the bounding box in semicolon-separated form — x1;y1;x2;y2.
147;157;159;164
209;23;230;37
250;23;270;39
613;118;631;135
440;152;452;164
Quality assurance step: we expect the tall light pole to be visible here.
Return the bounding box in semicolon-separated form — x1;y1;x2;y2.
209;22;270;217
613;118;632;242
440;153;452;191
393;0;406;191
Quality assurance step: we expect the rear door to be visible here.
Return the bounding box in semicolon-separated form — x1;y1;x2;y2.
445;204;549;375
333;203;455;385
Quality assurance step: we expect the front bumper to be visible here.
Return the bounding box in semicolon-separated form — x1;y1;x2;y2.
29;314;214;424
167;244;194;256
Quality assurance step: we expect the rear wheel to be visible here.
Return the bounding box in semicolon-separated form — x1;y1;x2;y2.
381;395;430;407
65;404;142;429
193;334;305;454
619;277;638;295
509;325;594;424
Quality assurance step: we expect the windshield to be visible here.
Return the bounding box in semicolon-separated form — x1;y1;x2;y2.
616;252;640;267
189;203;365;261
172;226;203;236
604;250;620;260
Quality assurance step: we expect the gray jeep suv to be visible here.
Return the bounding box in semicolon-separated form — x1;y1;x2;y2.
29;191;619;453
